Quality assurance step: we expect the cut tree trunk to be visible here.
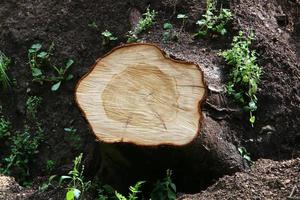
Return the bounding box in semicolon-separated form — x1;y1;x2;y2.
76;43;247;192
76;43;206;146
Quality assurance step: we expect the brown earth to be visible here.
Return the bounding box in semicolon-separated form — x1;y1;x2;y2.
179;158;300;200
0;0;299;199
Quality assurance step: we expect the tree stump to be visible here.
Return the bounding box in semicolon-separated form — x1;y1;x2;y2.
76;43;246;192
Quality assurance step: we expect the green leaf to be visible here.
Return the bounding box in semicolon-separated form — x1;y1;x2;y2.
73;188;81;199
32;68;43;77
220;28;227;35
102;30;113;37
66;74;74;81
249;116;255;124
196;19;206;26
170;183;176;192
177;14;188;19
66;190;75;200
163;22;173;30
51;81;61;91
31;43;42;51
115;191;127;200
65;59;74;70
37;51;48;59
248;101;257;111
243;154;252;162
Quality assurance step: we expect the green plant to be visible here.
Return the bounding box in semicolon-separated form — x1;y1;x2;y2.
88;21;98;29
46;159;55;173
50;59;74;91
176;14;188;33
0;116;10;139
150;170;176;200
28;43;54;81
219;31;262;126
163;22;178;42
97;184;116;200
127;8;157;42
39;175;58;192
28;43;74;91
1;129;42;183
195;0;232;37
115;181;145;200
238;147;253;164
64;127;82;150
0;51;11;89
60;153;91;200
101;30;118;45
26;96;43;120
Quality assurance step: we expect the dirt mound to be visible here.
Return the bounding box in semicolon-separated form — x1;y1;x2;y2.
179;158;300;200
0;175;33;200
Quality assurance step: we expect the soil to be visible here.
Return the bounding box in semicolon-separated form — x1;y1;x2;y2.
179;158;300;200
0;0;299;199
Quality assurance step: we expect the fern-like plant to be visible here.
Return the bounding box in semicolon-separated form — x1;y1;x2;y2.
115;181;145;200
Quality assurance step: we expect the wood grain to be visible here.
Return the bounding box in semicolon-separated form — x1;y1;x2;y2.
75;43;206;146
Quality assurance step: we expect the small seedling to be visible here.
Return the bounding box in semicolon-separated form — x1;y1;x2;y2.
101;30;118;45
163;22;178;42
60;153;91;200
238;147;253;164
219;31;262;126
46;159;55;173
88;21;98;29
127;8;157;42
51;59;74;91
177;14;188;33
150;170;176;200
28;43;74;91
28;43;54;82
0;116;10;139
115;181;145;200
26;96;43;121
39;175;57;192
195;0;232;37
0;51;11;89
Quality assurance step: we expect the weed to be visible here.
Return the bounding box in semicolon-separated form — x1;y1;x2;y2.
219;31;262;126
127;8;157;42
88;21;98;29
39;175;58;192
50;59;74;91
150;170;176;200
96;170;176;200
28;43;54;82
0;96;44;185
101;30;118;45
195;0;232;37
115;181;145;200
28;43;74;91
177;13;188;33
0;129;43;184
46;159;55;173
60;153;91;200
0;51;11;89
26;96;43;121
163;22;178;42
238;147;253;165
97;184;115;200
64;127;82;151
0;116;10;139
